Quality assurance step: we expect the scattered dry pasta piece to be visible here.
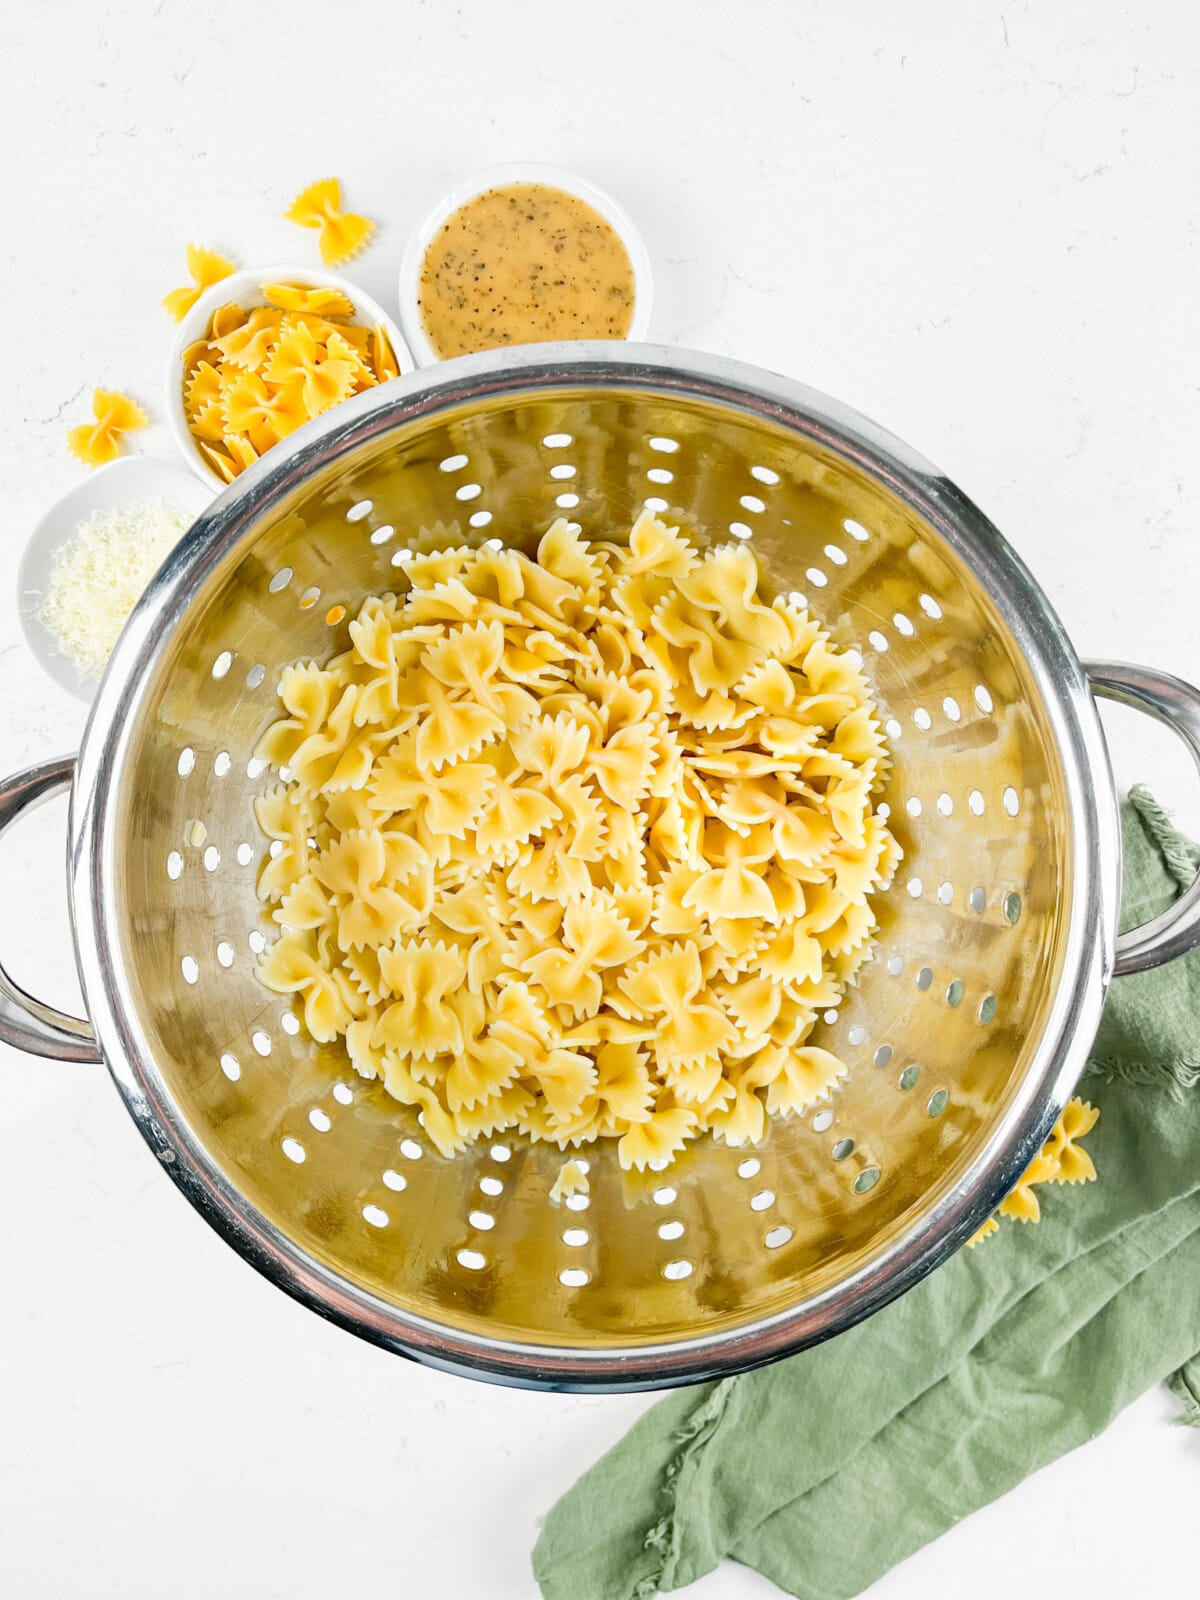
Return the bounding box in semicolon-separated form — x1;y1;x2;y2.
253;514;899;1168
67;388;148;467
179;283;399;479
967;1097;1099;1246
284;178;375;267
162;244;237;323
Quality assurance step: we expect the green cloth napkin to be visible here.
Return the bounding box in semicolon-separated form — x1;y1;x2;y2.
534;788;1200;1600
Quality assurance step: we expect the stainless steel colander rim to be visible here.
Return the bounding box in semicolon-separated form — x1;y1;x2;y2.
68;342;1119;1390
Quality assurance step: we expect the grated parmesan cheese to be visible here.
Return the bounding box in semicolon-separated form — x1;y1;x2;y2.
38;499;191;679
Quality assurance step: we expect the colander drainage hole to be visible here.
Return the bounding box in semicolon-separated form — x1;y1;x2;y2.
975;684;994;713
332;1082;354;1105
470;1211;496;1231
180;955;199;984
490;1143;512;1163
555;493;579;510
823;543;848;566
281;1011;300;1035
562;1227;588;1247
893;613;915;638
1003;786;1021;816
854;1168;881;1194
383;1169;406;1191
370;525;395;545
298;587;321;610
658;1220;684;1241
203;846;220;872
177;747;195;777
362;1204;388;1227
346;499;373;522
906;796;922;818
912;707;931;731
216;941;234;968
750;1189;775;1211
1004;892;1022;923
458;1249;487;1271
916;966;933;991
653;1185;677;1206
662;1260;692;1282
868;631;888;653
943;696;961;721
219;1053;240;1081
440;453;469;471
968;789;985;816
978;995;998;1025
739;493;763;513
268;566;293;592
847;1024;867;1047
886;954;903;976
252;1030;271;1056
969;886;986;913
648;435;679;453
937;882;954;906
455;482;482;501
471;510;496;527
560;1267;590;1287
644;496;669;514
565;1193;590;1211
811;1110;834;1133
730;522;753;540
737;1157;760;1179
927;1089;949;1117
918;593;943;619
212;651;233;679
308;1109;331;1133
543;433;573;449
213;751;231;777
873;1044;892;1068
281;1137;305;1163
750;464;779;484
946;979;964;1007
899;1065;920;1091
248;930;267;954
832;1139;854;1161
479;1175;503;1196
843;517;870;541
166;851;183;881
765;1225;793;1249
400;1138;423;1160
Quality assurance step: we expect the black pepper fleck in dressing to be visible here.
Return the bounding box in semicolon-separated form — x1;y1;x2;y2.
419;183;636;359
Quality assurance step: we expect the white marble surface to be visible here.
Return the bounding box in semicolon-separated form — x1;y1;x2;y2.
2;3;1198;1596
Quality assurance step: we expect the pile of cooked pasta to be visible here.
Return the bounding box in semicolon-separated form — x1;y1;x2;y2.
253;512;900;1168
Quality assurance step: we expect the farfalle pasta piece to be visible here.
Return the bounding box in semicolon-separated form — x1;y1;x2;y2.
284;177;375;267
162;244;237;322
67;388;148;467
252;517;897;1168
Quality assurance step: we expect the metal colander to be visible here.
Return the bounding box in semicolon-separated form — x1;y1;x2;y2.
4;345;1200;1391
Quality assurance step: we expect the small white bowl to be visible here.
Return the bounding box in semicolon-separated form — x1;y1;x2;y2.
18;456;216;702
397;162;653;367
165;263;414;488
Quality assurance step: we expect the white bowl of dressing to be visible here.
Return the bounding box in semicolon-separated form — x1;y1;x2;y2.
397;162;654;367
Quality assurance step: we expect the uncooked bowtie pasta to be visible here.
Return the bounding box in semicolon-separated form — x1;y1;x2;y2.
253;511;900;1168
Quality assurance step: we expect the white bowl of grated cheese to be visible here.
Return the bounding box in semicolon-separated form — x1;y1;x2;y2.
19;456;216;702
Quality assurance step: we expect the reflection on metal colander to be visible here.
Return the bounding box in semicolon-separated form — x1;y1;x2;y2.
38;344;1182;1389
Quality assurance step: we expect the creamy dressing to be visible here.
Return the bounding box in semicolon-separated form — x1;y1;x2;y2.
418;182;636;359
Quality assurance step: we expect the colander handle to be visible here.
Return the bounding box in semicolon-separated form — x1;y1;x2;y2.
1087;661;1200;977
0;756;101;1064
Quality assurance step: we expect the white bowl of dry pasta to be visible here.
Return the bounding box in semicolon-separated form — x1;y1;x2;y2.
166;264;414;488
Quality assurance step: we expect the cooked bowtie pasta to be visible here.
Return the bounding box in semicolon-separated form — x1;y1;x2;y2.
253;513;900;1168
